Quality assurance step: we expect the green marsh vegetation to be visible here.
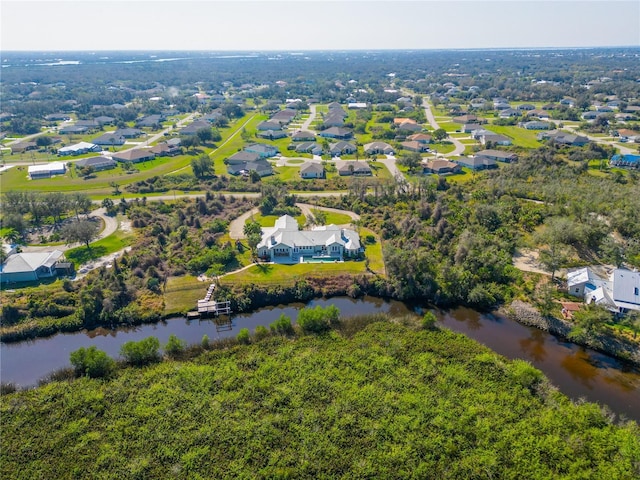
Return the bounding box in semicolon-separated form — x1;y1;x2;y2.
2;312;639;479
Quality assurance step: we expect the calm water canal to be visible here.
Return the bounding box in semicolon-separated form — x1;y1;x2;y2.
1;296;639;422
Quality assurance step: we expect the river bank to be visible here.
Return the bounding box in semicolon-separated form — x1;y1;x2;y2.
502;300;640;367
3;274;639;370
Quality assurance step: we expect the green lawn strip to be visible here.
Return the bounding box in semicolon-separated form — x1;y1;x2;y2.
443;167;477;184
163;275;209;314
311;209;353;225
360;227;385;275
209;114;266;175
220;261;367;286
64;229;134;267
269;166;302;182
485;125;542;148
369;161;393;179
246;212;306;227
431;142;456;154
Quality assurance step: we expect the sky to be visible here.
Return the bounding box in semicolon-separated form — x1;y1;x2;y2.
1;0;639;51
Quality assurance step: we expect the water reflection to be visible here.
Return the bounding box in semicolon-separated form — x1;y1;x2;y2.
519;329;548;363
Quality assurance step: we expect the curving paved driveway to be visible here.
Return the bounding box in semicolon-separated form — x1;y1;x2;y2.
300;104;318;132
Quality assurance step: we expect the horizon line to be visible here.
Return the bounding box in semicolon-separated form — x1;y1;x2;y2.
2;45;639;54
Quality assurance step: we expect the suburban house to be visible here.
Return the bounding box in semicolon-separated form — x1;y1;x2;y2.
407;133;432;144
475;149;518;163
336;160;372;176
364;142;394;155
519;120;551;130
0;250;65;284
114;128;144;138
610;154;640;168
323;113;345;127
180;120;210;136
149;142;181;157
75;119;99;130
227;159;273;177
423;159;461;174
295;142;323;155
291;130;316;142
45;113;71;121
257;121;283;131
28;162;67;179
256;215;361;263
479;133;512;146
538;131;589;146
10;141;38;154
319;127;353;140
270;109;297;124
92;133;126;146
329;141;357;157
527;109;551;119
453;114;478;124
456;156;498;171
615;129;640;142
136;114;163;128
94;116;115;126
245;143;278;158
499;108;520;118
227;151;261;164
401;140;430;153
59;125;89;135
516;104;535;111
582;111;606;121
567;267;640;313
462;123;482;133
58;142;101;156
112;149;156;163
300;161;325;179
75;156;117;171
257;129;287;140
396;121;423;133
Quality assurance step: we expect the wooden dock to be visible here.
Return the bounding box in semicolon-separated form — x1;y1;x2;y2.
186;283;233;319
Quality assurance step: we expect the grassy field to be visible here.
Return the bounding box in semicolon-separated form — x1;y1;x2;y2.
486;125;543;148
163;275;210;314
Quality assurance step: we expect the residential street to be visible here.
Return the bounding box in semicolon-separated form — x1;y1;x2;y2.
421;98;466;157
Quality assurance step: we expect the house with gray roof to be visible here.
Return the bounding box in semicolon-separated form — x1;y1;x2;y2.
75;156;117;171
519;121;551;130
92;133;126;146
291;130;316;142
256;215;361;263
364;142;394;155
112;149;156;163
228;151;261;164
456;156;498;171
59;125;89;135
475;149;518;163
257;129;287;140
538;131;589;146
319;127;353;140
300;161;325;179
336;160;372;176
295;142;323;155
114;128;143;138
227;159;273;177
329;141;357;157
245;143;278;158
0;250;64;284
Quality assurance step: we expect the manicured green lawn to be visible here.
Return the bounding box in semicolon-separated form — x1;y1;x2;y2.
64;229;134;267
361;227;385;275
221;261;368;286
369;161;393;179
269;166;301;182
311;209;353;225
246;213;307;228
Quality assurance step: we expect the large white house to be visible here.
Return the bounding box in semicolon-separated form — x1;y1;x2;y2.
256;215;361;263
567;267;640;313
